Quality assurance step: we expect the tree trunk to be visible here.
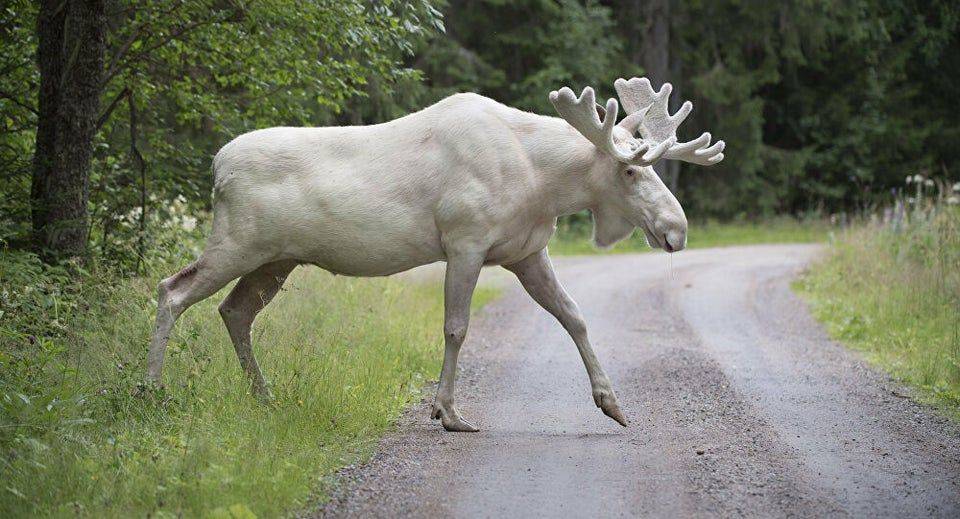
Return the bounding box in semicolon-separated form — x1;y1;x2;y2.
31;0;106;261
641;0;673;184
666;48;682;194
31;0;65;247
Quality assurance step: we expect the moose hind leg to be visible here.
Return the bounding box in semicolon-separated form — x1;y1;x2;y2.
218;260;298;400
147;248;264;384
147;262;201;383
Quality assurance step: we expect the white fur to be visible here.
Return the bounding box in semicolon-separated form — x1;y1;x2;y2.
146;79;722;432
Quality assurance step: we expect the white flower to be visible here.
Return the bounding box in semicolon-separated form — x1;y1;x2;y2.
953;182;960;193
913;174;926;183
948;195;960;205
181;215;197;231
924;179;935;187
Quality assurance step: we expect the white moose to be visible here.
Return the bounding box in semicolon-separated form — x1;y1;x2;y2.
147;77;724;432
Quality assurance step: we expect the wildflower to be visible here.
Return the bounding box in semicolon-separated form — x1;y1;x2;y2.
181;216;198;231
905;176;913;185
924;179;934;187
913;174;926;183
953;182;960;193
948;195;959;205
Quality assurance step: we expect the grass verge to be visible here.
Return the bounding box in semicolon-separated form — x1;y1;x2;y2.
548;216;831;255
795;207;960;415
1;252;496;517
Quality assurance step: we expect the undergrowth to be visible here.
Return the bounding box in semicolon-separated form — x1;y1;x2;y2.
0;243;495;517
797;200;960;414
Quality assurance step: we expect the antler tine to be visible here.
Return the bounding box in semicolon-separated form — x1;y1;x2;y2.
613;77;725;167
665;133;725;165
549;86;648;164
615;77;654;114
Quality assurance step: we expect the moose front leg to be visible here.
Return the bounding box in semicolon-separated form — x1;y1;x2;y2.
505;248;627;426
432;251;485;432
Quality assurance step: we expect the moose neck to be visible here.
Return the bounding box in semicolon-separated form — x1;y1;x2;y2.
513;115;611;218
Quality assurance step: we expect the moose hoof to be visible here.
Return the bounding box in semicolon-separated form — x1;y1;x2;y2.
596;391;629;427
431;404;480;432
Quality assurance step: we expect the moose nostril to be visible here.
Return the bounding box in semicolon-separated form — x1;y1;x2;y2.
663;234;675;253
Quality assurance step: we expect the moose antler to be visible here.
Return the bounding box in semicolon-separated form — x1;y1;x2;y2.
550;78;724;168
614;77;724;166
549;86;674;167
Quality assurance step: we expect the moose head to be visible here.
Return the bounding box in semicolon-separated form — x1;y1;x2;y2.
550;78;725;252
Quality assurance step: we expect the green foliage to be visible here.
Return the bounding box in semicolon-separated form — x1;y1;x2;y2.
797;197;960;413
417;0;635;112
0;234;497;516
1;0;443;269
669;0;960;217
0;0;38;244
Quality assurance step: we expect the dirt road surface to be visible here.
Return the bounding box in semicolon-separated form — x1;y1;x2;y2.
316;244;960;518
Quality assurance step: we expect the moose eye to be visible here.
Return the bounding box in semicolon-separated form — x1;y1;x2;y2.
624;169;635;177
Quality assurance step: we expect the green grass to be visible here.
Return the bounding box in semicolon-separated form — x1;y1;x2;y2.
795;206;960;414
548;216;831;255
1;252;496;517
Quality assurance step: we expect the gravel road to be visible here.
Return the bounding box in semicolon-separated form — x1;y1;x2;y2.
316;244;960;518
